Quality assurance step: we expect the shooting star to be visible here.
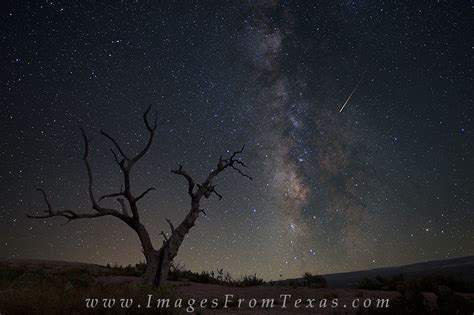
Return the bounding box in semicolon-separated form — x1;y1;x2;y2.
339;74;365;113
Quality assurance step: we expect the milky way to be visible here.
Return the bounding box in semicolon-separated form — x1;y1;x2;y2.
243;2;312;268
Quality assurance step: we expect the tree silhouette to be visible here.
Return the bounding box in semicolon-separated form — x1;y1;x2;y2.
27;105;252;286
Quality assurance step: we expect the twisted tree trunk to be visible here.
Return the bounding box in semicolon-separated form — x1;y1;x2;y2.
145;202;201;286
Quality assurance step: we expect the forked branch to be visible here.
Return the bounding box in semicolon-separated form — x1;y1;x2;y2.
171;146;252;202
100;104;158;167
97;105;159;219
171;164;195;197
27;127;138;225
27;189;124;224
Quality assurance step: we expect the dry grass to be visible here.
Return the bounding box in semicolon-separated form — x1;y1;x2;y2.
0;267;173;314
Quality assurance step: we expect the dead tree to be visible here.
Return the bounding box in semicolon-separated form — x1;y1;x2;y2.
27;105;252;286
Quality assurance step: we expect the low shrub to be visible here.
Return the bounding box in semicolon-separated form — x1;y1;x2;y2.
303;272;327;288
357;273;473;293
168;263;265;287
0;265;174;314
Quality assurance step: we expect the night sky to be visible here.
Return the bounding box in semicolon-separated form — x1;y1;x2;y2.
1;1;472;280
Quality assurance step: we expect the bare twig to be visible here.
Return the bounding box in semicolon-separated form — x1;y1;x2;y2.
171;164;195;197
99;191;124;201
27;189;126;222
28;129;132;225
135;187;156;202
100;130;130;161
171;146;252;202
159;231;168;242
132;104;158;163
165;218;175;232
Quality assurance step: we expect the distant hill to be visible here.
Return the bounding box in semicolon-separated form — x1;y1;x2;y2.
276;256;474;288
0;257;111;275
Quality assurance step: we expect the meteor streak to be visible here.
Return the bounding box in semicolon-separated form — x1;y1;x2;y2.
339;75;365;113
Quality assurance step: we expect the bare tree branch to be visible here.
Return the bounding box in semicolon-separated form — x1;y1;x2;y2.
198;184;223;200
110;149;123;168
117;198;129;216
209;185;223;200
102;105;158;167
132;104;158;163
99;191;124;201
165;218;175;232
197;146;252;199
28;129;132;225
208;146;252;182
100;130;130;161
135;187;156;202
230;164;253;180
98;106;158;221
159;231;168;242
27;189;126;222
80;128;102;211
171;164;195;197
37;188;52;213
172;146;252;202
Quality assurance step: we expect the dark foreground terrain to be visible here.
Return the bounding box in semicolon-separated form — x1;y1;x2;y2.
276;255;474;288
0;258;473;314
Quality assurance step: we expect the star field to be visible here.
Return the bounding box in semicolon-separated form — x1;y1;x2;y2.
0;1;472;280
